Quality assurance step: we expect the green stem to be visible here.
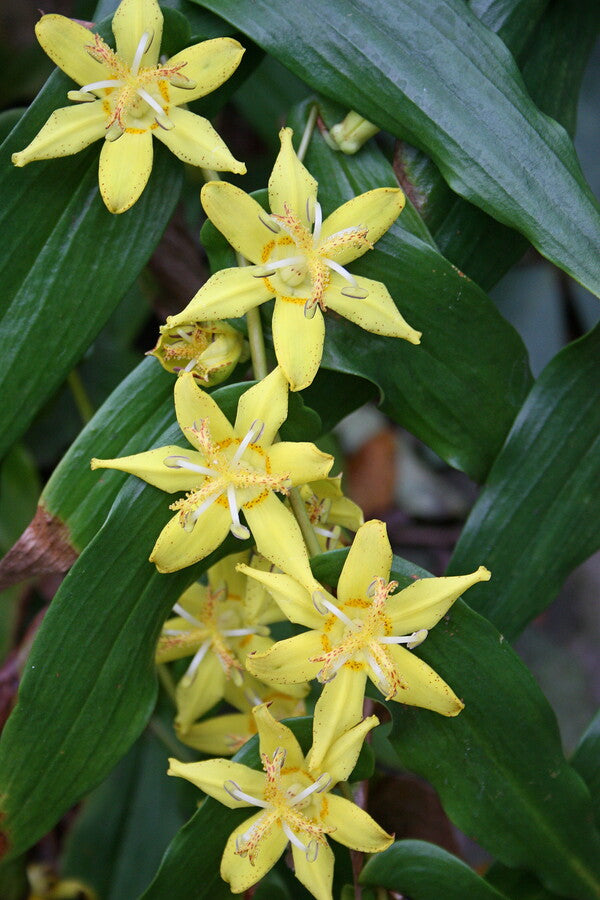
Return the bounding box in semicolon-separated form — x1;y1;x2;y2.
200;167;220;183
157;663;177;706
67;369;94;424
147;716;194;761
297;104;318;163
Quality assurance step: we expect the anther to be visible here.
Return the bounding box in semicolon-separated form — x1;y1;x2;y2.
303;299;318;319
306;839;320;862
105;122;125;142
169;73;196;89
340;286;369;300
67;90;97;102
258;214;281;234
163;455;217;477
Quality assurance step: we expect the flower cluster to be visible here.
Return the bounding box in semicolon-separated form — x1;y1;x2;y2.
15;0;492;894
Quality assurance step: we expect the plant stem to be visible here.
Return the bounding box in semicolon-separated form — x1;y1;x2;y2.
157;662;177;705
297;104;318;163
289;487;322;558
147;716;194;761
67;369;94;424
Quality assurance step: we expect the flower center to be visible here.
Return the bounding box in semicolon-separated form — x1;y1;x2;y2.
68;31;196;139
224;748;334;864
309;578;428;698
256;200;373;318
162;587;269;686
164;418;291;539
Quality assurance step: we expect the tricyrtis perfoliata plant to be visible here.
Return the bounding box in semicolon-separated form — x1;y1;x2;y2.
0;0;599;898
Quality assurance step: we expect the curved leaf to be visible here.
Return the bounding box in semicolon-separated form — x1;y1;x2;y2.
360;839;509;900
194;0;600;296
572;711;600;827
448;325;600;637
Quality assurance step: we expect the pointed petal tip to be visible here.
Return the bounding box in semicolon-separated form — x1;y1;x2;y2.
476;565;492;581
11;152;26;167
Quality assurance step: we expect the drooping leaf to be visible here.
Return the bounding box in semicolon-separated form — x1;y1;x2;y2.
360;840;509;900
193;0;600;296
448;325;600;637
572;711;600;827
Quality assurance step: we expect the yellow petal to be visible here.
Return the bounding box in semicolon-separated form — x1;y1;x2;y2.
176;712;252;755
234;366;288;447
167;267;273;323
268;127;317;227
328;495;364;531
98;130;153;214
167;757;265;808
91;445;201;492
175;652;226;730
253;703;305;769
317;715;379;785
319;188;405;266
208;550;250;598
154;107;245;174
243;493;311;584
292;838;334;900
221;812;287;892
388;567;491;633
269;442;334;488
325;274;421;342
322;794;393;852
201;181;269;265
381;644;464;716
35;15;107;86
237;566;321;629
272;297;325;392
112;0;163;67
309;668;366;771
11;102;105;167
174;371;234;447
337;520;392;605
167;37;245;105
246;631;323;684
150;504;231;573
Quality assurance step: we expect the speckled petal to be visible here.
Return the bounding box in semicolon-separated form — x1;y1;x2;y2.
154;107;245;173
387;567;491;633
174;372;234;447
253;703;305;769
150;504;230;573
380;643;464;716
175;652;226;731
201;180;269;264
292;838;334;900
221;812;287;892
167;757;265;808
309;668;367;771
325;273;421;342
319;188;405;265
98;130;153;214
246;631;323;685
90;445;200;492
322;794;393;852
234;366;288;447
12;102;105;167
269;441;333;487
272;297;325;392
167;267;273;323
237;566;321;628
337;520;392;605
168;37;245;104
243;493;312;585
268;127;317;227
112;0;163;67
35;15;108;86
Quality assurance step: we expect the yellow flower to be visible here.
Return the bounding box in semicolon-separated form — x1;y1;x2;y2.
12;0;246;213
156;552;307;732
91;368;333;573
176;674;306;756
299;476;364;551
149;319;247;385
168;704;392;899
241;519;490;767
164;127;421;390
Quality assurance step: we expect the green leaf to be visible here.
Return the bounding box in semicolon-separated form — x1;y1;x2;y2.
0;469;238;860
61;724;187;899
403;0;598;290
360;839;509;899
286;103;532;481
572;711;600;827
310;548;600;900
0;60;183;461
194;0;600;296
448;325;600;637
142;716;364;899
486;863;565;900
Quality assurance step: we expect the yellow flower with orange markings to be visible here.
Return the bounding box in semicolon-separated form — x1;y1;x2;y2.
12;0;245;212
168;704;392;899
240;519;490;767
91;367;333;573
165;127;421;391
